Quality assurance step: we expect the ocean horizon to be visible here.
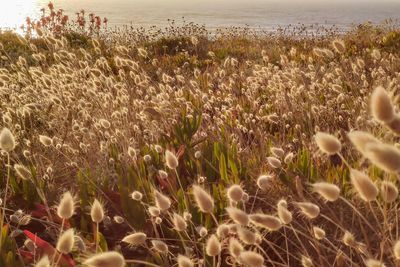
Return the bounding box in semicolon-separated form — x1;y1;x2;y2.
1;0;400;33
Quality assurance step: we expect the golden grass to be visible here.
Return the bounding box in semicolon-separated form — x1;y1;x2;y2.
0;13;400;267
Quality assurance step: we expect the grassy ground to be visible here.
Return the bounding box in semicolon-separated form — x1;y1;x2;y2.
0;19;400;267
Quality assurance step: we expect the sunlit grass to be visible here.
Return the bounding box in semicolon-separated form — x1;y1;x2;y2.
0;4;400;266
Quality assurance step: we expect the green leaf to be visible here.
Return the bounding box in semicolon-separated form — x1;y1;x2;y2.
219;153;228;183
98;231;108;252
1;224;8;247
228;157;239;183
6;251;14;266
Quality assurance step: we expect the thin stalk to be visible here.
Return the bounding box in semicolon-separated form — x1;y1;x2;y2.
250;188;259;213
51;218;65;266
54;252;63;267
0;153;10;250
174;169;189;210
95;222;99;253
339;196;377;234
338;153;351;169
125;259;161;267
210;212;219;226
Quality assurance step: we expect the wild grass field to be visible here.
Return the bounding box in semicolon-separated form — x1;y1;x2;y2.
1;3;400;267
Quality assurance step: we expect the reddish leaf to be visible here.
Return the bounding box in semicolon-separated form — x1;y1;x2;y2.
23;230;76;267
60;253;76;267
177;145;186;159
30;203;70;228
18;249;34;263
23;230;55;255
34;203;47;212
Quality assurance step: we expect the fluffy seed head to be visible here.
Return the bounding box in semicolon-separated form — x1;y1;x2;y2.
227;184;244;202
364;143;400;173
296;202;320;219
127;147;136;159
315;132;341;155
113;216;124;224
122;232;147;246
194;150;202;159
237;227;256;245
347;131;380;156
393;240;400;260
256;175;273;190
371;49;381;60
206;234;221;256
143;154;151;162
91;199;105;223
249;213;282;231
0;128;15;152
165;150;178;169
158;170;168;179
83;251;125;267
173;213;187;231
183;211;192;221
35;256;50;267
387;114;400;135
277;200;292;224
56;228;74;254
371;86;394;123
365;259;386;267
313;226;326;240
148;206;160;217
226;207;249;226
228;238;244;258
154;189;171;211
301;256;313;267
267;156;281;168
380;181;398;203
332;39;346;53
335;250;346;266
192;185;214;213
216;224;230;238
239;251;264;267
277;199;288;208
131;191;143;201
99;119;111;129
25;239;35;252
14;164;31;181
270;147;284;158
39;135;52;147
284;152;294;164
151;240;168;253
342;231;357;247
177;255;194;267
350;169;378;202
198;226;208;237
312;182;340;202
57;191;75;219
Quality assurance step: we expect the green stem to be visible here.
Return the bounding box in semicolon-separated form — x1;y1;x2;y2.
174;169;188;210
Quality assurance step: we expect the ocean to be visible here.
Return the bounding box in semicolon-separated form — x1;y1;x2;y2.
1;0;400;33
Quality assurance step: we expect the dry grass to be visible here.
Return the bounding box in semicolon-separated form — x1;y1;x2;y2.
0;6;400;267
